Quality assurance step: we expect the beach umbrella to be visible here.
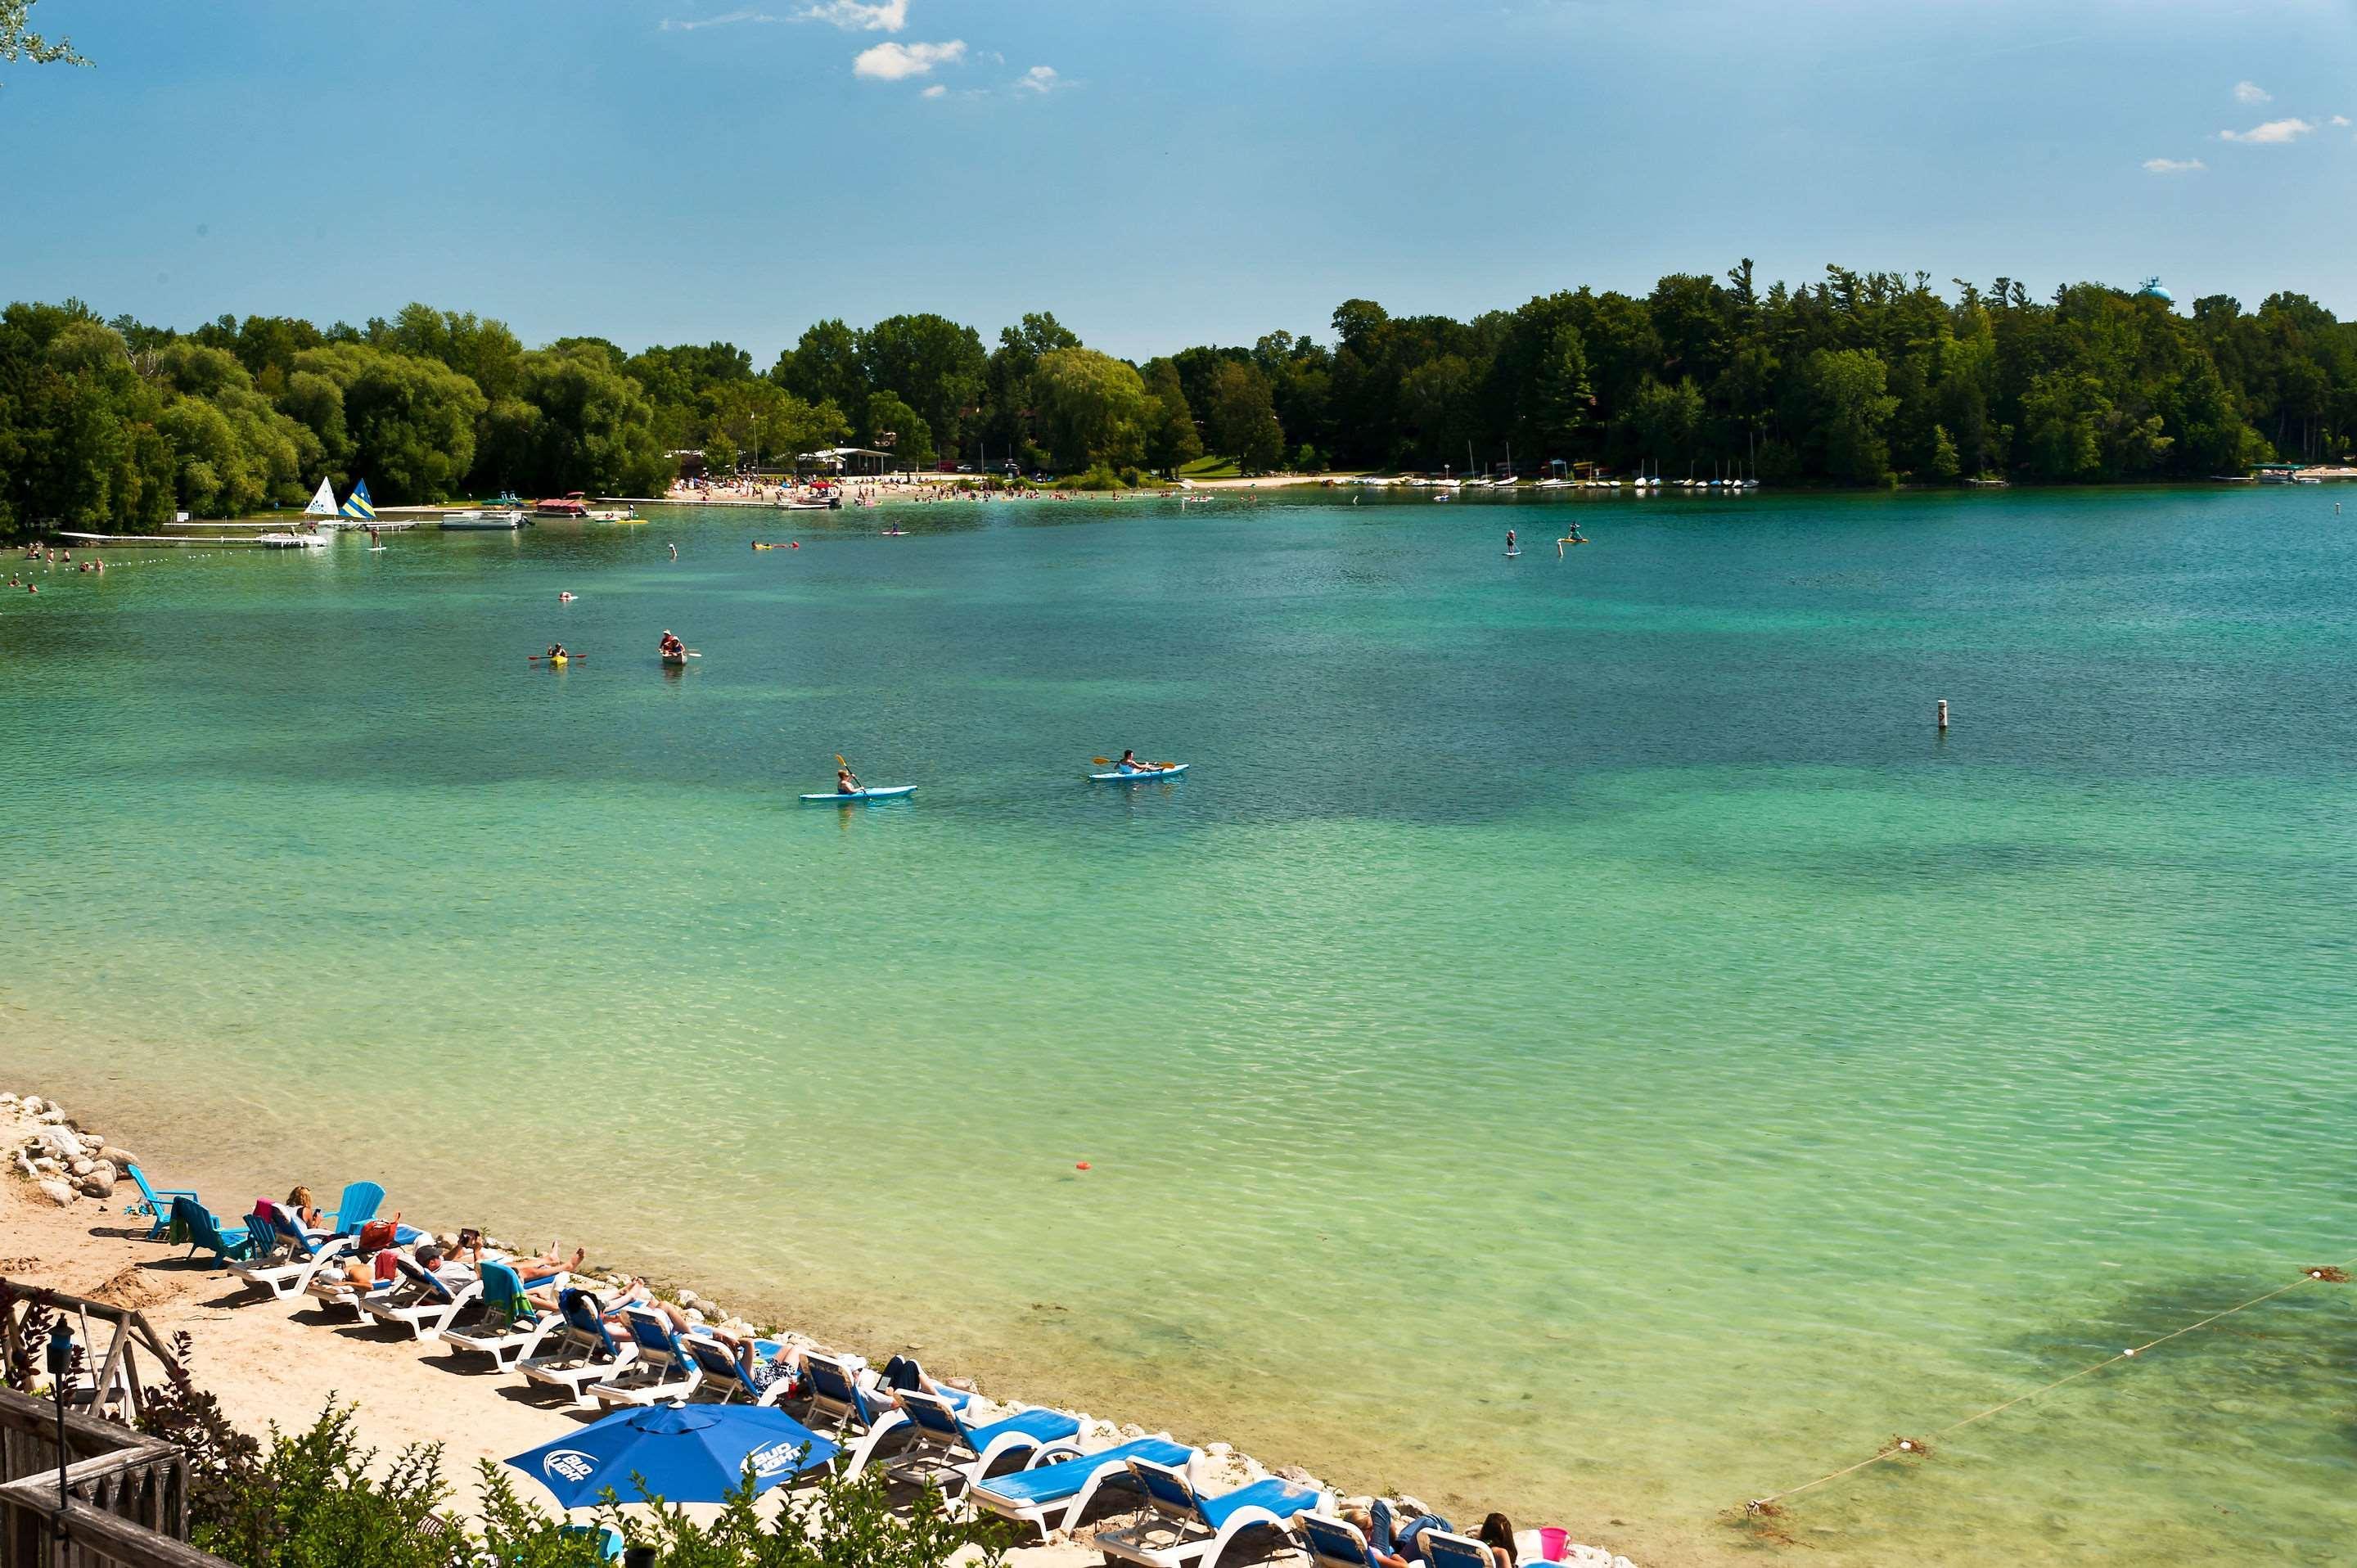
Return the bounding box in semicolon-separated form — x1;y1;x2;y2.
507;1405;840;1508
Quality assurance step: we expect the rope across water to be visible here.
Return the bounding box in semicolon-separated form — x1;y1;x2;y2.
1743;1257;2355;1516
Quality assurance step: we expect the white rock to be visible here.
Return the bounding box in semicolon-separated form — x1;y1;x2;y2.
0;1093;19;1107
677;1289;704;1309
79;1172;115;1199
1206;1442;1233;1458
100;1147;137;1171
36;1178;75;1207
22;1096;44;1114
683;1308;707;1325
39;1128;85;1160
703;1302;726;1321
31;1157;60;1175
37;1108;68;1124
70;1158;94;1177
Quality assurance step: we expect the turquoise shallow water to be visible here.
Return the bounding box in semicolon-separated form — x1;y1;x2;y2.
3;488;2355;1563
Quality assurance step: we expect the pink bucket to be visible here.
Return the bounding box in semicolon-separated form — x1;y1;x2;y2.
1537;1528;1569;1563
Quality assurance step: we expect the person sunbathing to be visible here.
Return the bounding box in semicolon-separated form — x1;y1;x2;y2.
284;1186;327;1232
1342;1502;1458;1568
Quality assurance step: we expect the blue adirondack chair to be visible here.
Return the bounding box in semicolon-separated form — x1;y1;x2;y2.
122;1164;201;1241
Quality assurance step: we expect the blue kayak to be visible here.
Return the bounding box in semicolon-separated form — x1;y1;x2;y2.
799;786;917;804
1089;764;1188;782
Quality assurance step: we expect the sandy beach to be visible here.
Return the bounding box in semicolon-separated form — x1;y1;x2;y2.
3;1088;1635;1566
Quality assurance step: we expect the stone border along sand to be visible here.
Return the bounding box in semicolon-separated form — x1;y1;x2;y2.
2;1088;1636;1568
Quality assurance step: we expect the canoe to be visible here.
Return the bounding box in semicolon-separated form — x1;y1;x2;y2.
1089;764;1188;782
660;655;687;666
799;786;917;804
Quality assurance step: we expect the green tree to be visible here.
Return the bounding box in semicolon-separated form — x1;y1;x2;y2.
1928;424;1960;481
859;313;986;461
1139;357;1202;475
1028;348;1147;473
1205;361;1286;474
1532;322;1593;459
484;342;671;496
1;1;86;79
773;318;868;433
383;304;524;401
1624;374;1705;471
864;389;935;467
1793;348;1899;484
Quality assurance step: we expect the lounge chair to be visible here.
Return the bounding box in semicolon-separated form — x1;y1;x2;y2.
518;1290;638;1408
675;1332;799;1408
886;1388;1083;1496
967;1436;1197;1539
1296;1512;1383;1568
1421;1533;1499;1568
354;1255;481;1340
304;1255;399;1319
122;1164;200;1242
225;1205;354;1303
442;1262;566;1372
1095;1459;1327;1568
587;1308;705;1408
169;1196;255;1264
800;1350;917;1477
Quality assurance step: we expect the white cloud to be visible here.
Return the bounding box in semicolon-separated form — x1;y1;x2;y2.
1016;65;1060;93
2142;157;2206;173
799;0;908;30
2332;115;2352;128
661;9;776;30
2233;80;2271;105
2220;116;2317;143
853;38;964;79
922;83;946;98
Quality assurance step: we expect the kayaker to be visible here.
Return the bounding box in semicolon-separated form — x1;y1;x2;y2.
1116;749;1150;774
547;642;567;661
836;766;862;795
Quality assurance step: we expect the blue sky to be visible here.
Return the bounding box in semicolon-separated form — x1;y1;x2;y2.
5;0;2355;363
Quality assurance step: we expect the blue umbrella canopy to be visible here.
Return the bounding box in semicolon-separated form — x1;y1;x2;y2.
507;1404;840;1508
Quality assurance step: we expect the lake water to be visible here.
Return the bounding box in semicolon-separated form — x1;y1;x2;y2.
4;487;2354;1564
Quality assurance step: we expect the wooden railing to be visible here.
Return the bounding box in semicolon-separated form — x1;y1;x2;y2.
0;1280;186;1425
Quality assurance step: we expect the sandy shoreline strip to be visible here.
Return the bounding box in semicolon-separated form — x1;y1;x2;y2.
4;1088;1636;1567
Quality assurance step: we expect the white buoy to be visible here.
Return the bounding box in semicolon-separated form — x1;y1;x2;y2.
1936;699;1949;731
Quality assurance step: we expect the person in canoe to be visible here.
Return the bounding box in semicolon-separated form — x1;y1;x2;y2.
658;629;686;660
836;765;863;795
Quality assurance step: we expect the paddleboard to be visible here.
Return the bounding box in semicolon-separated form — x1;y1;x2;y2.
1504;550;1521;557
1089;764;1188;782
800;786;917;803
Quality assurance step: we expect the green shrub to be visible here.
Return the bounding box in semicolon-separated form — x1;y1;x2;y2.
135;1357;1012;1568
1056;463;1128;491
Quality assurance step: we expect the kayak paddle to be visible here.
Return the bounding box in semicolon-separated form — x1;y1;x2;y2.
1093;757;1180;768
527;653;587;661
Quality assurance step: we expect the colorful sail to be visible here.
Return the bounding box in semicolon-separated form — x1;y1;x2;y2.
303;477;337;517
339;480;376;522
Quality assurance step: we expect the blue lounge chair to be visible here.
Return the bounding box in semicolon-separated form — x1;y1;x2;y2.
800;1350;918;1478
1097;1459;1327;1568
519;1290;638;1408
354;1255;480;1340
1421;1532;1498;1568
442;1262;565;1371
169;1196;256;1264
226;1205;354;1303
886;1388;1082;1495
967;1436;1197;1539
588;1307;705;1408
1297;1512;1384;1568
122;1164;200;1242
557;1525;624;1562
675;1333;800;1408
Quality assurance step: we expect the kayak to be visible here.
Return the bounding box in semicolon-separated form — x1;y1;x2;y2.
800;786;917;803
1089;764;1188;782
548;656;568;666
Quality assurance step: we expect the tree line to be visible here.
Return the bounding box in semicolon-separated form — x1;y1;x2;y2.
4;261;2353;534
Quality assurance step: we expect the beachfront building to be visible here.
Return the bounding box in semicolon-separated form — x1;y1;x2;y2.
797;446;893;478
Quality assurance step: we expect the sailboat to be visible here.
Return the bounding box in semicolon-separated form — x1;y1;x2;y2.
337;480;378;525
